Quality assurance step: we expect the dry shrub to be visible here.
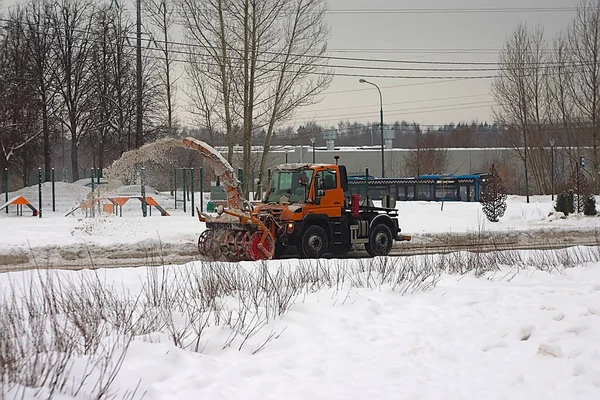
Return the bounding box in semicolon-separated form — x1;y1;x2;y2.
3;242;599;398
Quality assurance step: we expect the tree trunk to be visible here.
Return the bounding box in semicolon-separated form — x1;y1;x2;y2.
242;0;250;198
523;128;530;202
71;130;79;182
22;147;27;187
42;100;51;182
217;0;234;164
592;129;599;193
99;129;106;171
163;2;173;136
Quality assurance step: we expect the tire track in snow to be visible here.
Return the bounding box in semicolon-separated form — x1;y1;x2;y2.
1;228;599;272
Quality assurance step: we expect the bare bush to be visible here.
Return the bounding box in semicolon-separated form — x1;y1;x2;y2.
2;244;598;397
0;271;136;399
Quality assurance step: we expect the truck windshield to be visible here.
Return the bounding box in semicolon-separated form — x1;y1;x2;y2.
265;169;314;203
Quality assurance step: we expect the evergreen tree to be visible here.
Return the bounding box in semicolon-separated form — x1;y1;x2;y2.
480;164;507;222
584;195;597;216
555;190;574;216
571;166;589;213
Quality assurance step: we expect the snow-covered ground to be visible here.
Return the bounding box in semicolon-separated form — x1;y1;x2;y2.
400;194;600;235
1;257;600;399
117;264;600;400
2;181;600;399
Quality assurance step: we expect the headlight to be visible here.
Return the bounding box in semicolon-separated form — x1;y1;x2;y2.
286;222;295;234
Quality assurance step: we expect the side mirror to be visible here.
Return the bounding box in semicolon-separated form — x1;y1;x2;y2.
316;177;325;198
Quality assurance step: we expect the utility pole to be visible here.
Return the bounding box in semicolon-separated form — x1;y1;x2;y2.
550;139;555;201
136;0;143;148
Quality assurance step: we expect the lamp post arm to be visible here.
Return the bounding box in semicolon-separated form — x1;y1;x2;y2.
360;79;386;178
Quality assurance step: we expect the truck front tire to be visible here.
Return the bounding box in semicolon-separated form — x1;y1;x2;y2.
299;225;328;259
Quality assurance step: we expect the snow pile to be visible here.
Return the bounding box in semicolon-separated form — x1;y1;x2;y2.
1;181;92;212
104;137;192;192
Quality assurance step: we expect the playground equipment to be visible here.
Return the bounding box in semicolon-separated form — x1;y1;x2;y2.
0;196;39;216
1;167;57;217
108;196;169;217
65;196;169;217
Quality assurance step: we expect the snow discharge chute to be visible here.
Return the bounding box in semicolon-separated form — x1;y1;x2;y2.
182;137;245;211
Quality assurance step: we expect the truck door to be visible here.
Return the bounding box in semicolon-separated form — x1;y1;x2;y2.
312;168;343;217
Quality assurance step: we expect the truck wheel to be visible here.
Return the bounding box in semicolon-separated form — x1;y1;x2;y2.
299;225;328;258
365;224;393;257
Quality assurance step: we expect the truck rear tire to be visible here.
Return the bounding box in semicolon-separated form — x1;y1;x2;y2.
299;225;328;259
365;224;393;257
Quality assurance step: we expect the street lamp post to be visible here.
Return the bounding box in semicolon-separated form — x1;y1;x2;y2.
359;78;385;178
550;138;555;201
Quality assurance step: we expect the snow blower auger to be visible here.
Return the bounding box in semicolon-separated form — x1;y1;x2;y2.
183;137;276;262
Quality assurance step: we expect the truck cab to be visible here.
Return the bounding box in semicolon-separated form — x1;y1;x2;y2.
257;163;409;258
261;164;345;209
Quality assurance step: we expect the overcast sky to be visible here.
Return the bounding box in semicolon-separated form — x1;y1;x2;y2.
293;0;583;130
2;0;585;130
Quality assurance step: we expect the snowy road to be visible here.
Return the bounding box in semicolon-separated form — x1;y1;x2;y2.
2;184;599;271
1;228;598;272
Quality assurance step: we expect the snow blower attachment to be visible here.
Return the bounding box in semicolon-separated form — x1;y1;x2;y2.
183;137;276;261
183;136;410;262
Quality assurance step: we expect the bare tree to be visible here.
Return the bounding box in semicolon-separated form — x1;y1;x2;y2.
180;0;332;195
142;0;178;136
24;0;59;182
403;130;449;176
0;6;43;184
185;54;219;144
108;3;137;156
526;27;551;195
50;0;96;182
492;23;548;202
139;49;167;143
179;0;238;164
546;33;578;163
256;0;333;193
88;3;119;172
566;0;600;193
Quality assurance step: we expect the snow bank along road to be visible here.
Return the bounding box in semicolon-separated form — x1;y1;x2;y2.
0;227;598;272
